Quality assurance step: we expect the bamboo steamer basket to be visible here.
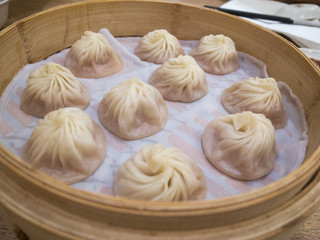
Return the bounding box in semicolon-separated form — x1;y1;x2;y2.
0;1;320;239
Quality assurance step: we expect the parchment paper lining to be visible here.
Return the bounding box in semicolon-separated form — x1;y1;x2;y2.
0;28;308;200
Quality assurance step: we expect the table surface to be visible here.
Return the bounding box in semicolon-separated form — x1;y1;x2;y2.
1;0;319;239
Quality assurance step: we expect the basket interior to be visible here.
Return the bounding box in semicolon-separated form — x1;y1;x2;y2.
0;0;319;231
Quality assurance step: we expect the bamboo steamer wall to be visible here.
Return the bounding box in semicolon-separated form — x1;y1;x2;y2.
0;1;319;239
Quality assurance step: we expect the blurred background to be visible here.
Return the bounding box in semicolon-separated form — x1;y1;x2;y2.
2;0;319;28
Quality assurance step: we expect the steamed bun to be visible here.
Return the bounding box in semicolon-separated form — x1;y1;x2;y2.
149;55;208;102
134;29;185;64
20;62;90;118
221;77;288;129
190;34;239;75
114;144;206;201
98;78;168;140
65;31;123;78
202;112;277;180
23;107;106;184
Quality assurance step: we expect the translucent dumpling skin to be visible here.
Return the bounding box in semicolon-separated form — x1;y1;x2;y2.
190;34;239;75
114;144;206;201
23;108;107;184
20;62;90;118
134;29;185;64
98;78;168;140
221;77;288;129
149;55;208;102
65;31;123;78
202;112;277;180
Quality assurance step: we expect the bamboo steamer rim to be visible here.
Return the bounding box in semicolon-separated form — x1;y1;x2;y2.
0;0;319;217
4;144;320;214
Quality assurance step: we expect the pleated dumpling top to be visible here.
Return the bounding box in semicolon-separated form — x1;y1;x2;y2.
221;77;288;129
149;55;208;102
202;111;277;180
98;78;168;140
114;144;206;201
23;108;107;184
190;34;239;75
134;29;185;64
20;62;90;118
65;31;123;78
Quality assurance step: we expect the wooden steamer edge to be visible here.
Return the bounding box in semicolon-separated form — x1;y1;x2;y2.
0;1;319;239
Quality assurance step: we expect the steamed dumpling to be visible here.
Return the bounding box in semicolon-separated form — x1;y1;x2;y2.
221;77;288;129
114;144;206;201
202;112;277;180
134;29;185;64
190;34;239;75
65;31;123;78
98;78;168;140
20;62;90;118
149;55;208;102
23;107;106;184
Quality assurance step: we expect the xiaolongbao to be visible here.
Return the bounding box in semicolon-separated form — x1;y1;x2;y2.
134;29;185;64
202;112;277;180
149;55;208;102
98;78;168;140
190;34;239;75
65;31;123;78
23;107;106;184
114;144;206;201
20;62;90;118
221;77;288;129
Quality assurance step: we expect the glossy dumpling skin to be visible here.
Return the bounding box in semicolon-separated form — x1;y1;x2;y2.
23;107;107;184
221;77;288;129
149;55;208;102
20;62;90;118
98;78;168;140
202;112;277;180
65;31;123;78
134;29;185;64
114;144;206;201
190;34;239;75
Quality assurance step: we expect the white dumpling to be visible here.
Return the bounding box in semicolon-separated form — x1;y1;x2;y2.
20;62;90;118
190;34;239;75
98;78;168;140
114;144;206;201
65;31;123;78
149;55;208;102
221;77;288;129
23;108;107;184
134;29;185;64
202;112;277;180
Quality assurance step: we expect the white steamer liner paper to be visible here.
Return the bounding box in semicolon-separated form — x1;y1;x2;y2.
0;28;308;200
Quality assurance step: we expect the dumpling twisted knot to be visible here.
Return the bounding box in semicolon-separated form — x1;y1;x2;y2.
149;55;208;102
134;29;185;64
65;31;123;78
69;31;112;65
23;107;106;183
190;34;239;75
114;144;206;201
221;77;288;129
20;62;90;118
98;78;168;140
202;111;277;180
